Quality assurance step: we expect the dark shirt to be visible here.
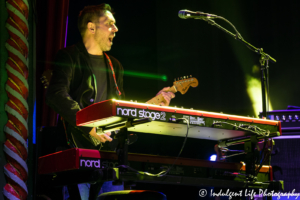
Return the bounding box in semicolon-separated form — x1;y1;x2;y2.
89;54;107;103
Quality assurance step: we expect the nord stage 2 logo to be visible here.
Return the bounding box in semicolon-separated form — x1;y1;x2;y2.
80;158;101;168
116;107;166;121
79;158;124;169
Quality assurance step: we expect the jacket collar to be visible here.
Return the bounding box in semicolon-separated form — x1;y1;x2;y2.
75;40;90;57
74;40;98;99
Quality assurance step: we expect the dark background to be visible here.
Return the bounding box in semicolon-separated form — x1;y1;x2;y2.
66;0;300;117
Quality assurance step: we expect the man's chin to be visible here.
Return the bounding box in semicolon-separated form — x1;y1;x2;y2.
104;46;112;52
99;44;112;52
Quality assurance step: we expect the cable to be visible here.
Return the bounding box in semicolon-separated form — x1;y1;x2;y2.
215;121;271;181
117;118;190;177
215;16;244;40
255;139;267;167
255;139;273;176
213;121;270;137
157;118;189;177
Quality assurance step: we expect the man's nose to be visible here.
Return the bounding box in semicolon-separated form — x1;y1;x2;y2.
113;24;118;32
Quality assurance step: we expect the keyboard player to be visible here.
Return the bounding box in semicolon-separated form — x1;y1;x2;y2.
44;4;175;199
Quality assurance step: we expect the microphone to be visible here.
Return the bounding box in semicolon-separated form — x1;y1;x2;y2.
178;10;218;19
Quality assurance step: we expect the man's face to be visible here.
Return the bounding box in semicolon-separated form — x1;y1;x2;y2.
94;11;118;52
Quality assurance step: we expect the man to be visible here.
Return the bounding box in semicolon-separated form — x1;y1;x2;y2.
46;3;174;199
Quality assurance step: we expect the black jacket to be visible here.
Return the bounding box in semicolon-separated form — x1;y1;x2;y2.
46;41;124;148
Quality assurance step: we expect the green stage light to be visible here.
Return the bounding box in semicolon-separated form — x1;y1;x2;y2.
66;66;168;82
124;70;167;81
246;75;273;117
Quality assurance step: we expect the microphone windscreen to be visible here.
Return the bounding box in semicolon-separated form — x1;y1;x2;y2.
178;10;188;19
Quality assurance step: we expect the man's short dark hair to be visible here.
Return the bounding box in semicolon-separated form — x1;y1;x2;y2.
78;3;112;37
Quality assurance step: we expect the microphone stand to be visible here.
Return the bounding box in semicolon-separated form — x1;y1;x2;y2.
203;18;276;119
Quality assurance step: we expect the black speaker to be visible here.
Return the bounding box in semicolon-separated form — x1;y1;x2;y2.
272;138;300;192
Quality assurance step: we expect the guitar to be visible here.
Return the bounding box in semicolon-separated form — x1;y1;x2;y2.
146;76;199;105
41;70;199;105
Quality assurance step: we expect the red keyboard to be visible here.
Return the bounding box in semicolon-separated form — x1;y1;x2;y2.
38;148;272;183
76;99;281;141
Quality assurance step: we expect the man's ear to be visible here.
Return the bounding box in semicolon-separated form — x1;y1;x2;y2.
87;22;95;33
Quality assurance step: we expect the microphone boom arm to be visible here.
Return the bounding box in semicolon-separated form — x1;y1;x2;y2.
203;17;276;119
204;18;276;63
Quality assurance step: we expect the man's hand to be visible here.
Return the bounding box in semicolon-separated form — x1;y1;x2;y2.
89;127;113;143
156;87;175;106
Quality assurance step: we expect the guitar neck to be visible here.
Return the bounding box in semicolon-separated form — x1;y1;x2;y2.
145;76;198;105
146;86;177;105
163;85;177;93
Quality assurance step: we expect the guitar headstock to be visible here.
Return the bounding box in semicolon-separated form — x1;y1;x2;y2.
173;76;198;94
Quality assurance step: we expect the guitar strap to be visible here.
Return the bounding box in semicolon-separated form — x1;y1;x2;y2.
104;53;122;96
